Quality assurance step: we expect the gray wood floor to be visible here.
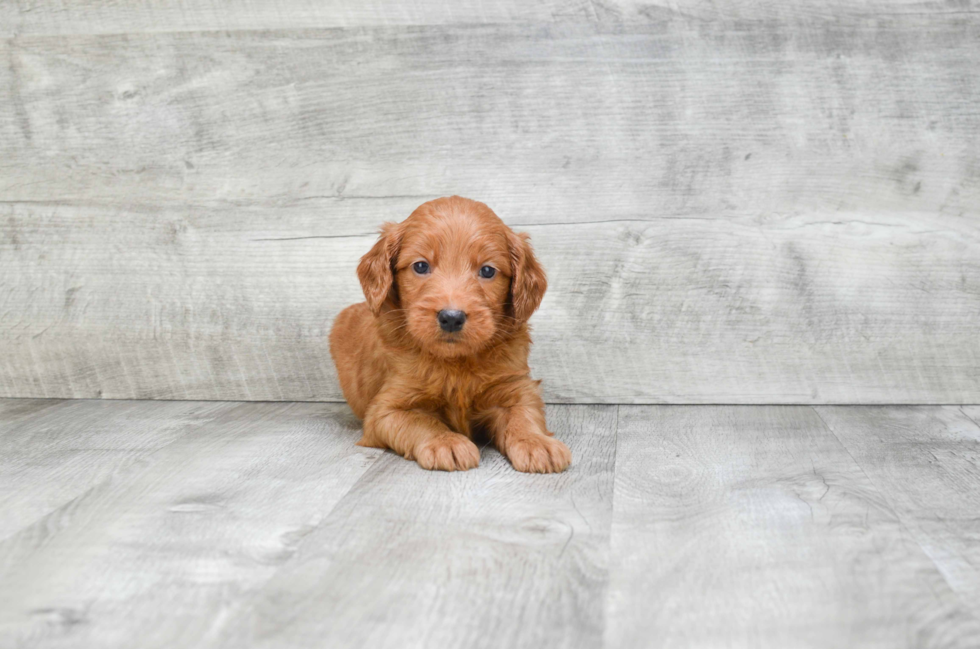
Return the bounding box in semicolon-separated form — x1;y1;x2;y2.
1;399;979;648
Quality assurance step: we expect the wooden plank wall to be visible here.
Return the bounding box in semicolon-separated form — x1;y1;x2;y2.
1;1;978;403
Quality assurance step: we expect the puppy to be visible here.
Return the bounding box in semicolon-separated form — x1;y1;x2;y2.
329;196;571;473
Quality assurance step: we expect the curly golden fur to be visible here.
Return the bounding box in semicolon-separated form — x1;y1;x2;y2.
329;196;571;473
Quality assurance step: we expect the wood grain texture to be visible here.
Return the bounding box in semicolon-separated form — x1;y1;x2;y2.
212;405;616;649
0;398;64;426
2;399;980;648
0;401;381;649
607;405;980;648
4;22;978;210
0;398;227;540
2;18;979;403
2;206;977;403
816;406;980;619
0;0;584;36
1;0;976;35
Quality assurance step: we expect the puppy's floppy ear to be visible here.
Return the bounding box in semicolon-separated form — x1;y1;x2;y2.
358;222;403;315
507;230;547;324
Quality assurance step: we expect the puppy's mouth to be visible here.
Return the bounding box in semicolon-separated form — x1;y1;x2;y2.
433;331;477;356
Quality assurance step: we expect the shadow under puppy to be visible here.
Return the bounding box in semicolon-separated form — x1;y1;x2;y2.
330;196;571;473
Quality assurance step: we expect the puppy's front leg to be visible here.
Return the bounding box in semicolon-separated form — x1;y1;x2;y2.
361;399;480;472
479;381;571;474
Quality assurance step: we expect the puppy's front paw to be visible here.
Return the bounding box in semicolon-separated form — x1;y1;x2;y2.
505;435;571;473
414;434;481;472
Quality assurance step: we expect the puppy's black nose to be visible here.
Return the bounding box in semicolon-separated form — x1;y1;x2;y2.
437;309;466;333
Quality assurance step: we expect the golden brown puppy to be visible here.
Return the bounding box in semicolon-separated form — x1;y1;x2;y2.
330;196;571;473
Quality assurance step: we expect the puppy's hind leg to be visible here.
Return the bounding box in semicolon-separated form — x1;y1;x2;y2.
362;397;480;472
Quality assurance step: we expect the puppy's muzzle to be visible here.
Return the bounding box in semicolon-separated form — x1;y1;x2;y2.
437;309;466;333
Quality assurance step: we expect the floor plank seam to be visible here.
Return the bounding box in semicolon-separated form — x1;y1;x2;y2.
600;404;621;649
958;406;980;431
812;405;980;623
811;405;903;503
192;449;390;644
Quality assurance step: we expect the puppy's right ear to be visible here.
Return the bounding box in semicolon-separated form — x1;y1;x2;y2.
357;222;402;315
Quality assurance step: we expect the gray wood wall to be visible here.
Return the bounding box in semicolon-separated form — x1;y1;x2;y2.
1;1;978;403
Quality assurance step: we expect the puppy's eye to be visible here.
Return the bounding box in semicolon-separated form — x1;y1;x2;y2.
412;261;430;275
479;265;496;279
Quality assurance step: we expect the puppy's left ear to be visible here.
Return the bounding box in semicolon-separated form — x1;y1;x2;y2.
357;222;403;315
507;230;547;324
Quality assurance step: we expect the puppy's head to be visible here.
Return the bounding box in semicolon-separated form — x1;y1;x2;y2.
357;196;546;357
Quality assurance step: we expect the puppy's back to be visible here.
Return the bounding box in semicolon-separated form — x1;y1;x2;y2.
329;303;388;419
